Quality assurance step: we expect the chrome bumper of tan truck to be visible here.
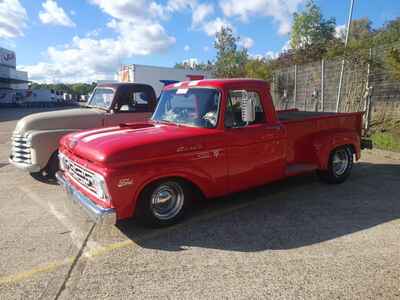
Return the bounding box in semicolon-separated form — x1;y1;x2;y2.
56;171;117;225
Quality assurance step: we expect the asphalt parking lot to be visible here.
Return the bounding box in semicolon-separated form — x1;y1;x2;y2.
0;108;399;299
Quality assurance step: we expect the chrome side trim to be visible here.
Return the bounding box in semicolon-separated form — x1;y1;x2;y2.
56;171;116;225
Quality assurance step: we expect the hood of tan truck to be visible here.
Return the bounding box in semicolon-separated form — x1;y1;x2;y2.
14;108;104;135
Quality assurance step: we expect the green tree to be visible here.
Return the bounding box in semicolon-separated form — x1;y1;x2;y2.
174;60;214;73
214;27;248;78
290;0;336;50
29;82;96;96
385;48;400;80
244;58;273;81
348;18;374;43
325;18;375;63
374;17;400;44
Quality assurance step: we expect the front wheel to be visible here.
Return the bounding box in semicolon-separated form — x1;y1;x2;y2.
317;146;353;184
135;179;192;227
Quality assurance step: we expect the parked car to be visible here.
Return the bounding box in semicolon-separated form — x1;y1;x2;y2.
9;83;157;180
56;79;369;227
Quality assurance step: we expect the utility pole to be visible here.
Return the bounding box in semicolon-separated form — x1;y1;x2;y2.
335;0;355;112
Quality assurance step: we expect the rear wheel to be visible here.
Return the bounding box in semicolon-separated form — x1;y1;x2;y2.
30;151;59;183
317;146;353;184
135;179;192;227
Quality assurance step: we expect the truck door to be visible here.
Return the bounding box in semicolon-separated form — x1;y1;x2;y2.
224;89;286;193
104;89;153;126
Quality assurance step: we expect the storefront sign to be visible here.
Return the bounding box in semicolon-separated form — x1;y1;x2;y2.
0;48;16;68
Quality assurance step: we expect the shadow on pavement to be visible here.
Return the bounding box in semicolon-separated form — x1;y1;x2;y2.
117;161;400;252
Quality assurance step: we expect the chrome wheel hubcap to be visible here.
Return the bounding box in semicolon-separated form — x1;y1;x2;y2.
332;149;350;176
151;182;184;220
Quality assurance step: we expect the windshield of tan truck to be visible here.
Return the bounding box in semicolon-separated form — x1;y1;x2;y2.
87;88;114;109
152;88;220;128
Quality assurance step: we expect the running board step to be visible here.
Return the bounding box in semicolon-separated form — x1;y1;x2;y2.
286;163;318;176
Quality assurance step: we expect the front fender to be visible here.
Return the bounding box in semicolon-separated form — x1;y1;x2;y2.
313;130;361;170
108;160;224;220
27;129;79;169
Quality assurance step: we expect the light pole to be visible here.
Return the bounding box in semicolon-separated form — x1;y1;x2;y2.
335;0;355;112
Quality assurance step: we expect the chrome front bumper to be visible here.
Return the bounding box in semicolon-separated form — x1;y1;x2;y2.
56;171;117;225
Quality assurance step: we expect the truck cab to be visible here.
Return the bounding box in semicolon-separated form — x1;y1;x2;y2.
57;79;364;227
10;83;156;180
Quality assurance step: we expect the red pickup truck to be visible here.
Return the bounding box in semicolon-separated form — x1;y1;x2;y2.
56;79;365;227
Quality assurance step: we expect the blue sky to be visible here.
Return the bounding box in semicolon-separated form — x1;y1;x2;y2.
0;0;399;83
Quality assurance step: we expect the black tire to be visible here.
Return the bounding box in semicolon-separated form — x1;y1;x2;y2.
317;146;353;184
30;151;59;183
135;179;193;227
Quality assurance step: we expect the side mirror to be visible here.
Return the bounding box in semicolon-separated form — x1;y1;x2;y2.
240;91;255;123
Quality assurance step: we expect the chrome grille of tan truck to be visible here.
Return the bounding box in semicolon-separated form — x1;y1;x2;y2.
11;134;31;164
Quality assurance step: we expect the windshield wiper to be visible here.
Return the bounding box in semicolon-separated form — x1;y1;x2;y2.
152;119;178;126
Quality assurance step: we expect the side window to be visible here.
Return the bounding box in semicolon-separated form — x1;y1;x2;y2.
225;90;265;127
118;91;151;112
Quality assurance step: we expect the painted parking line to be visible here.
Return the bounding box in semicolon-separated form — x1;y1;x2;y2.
0;198;260;286
0;257;74;285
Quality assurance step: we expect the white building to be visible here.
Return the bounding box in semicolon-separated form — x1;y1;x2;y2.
0;47;28;90
118;64;213;96
0;47;29;106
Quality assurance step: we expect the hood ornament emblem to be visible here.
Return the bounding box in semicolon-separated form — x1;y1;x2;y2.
69;137;78;149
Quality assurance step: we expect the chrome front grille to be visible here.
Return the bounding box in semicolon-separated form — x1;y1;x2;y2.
63;156;97;194
11;134;31;164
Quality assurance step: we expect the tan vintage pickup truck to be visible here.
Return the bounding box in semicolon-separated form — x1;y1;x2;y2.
9;83;157;181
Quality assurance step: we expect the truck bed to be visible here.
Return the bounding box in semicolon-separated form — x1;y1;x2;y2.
277;110;336;122
276;109;363;166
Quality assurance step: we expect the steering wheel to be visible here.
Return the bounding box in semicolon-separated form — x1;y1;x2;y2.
202;111;217;128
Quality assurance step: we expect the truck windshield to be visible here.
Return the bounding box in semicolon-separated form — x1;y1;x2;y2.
152;88;220;128
87;88;114;109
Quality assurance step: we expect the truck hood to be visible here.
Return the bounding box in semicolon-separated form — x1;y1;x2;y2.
61;123;213;165
14;108;104;135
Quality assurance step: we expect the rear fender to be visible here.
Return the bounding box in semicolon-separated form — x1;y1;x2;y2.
313;130;361;170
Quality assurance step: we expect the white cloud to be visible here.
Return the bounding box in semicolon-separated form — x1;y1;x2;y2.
202;18;233;37
23;0;177;83
184;45;190;51
90;0;162;21
0;0;27;38
86;28;101;38
21;24;175;83
192;3;214;26
107;19;175;55
281;40;291;52
203;46;209;52
165;0;196;13
39;0;76;27
89;0;195;21
335;24;346;39
220;0;305;35
238;37;254;49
